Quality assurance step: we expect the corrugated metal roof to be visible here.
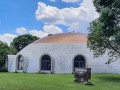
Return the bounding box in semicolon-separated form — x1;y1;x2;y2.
33;33;87;44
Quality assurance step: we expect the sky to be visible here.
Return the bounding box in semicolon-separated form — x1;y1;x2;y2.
0;0;99;45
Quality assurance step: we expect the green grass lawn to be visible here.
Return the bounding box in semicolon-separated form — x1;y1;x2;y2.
0;73;120;90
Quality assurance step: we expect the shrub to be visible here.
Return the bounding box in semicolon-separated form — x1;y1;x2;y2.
0;67;8;72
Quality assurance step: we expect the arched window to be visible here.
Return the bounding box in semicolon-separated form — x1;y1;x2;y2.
74;55;85;70
17;55;24;70
41;55;51;71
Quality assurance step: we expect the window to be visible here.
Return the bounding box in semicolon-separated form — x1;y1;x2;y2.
18;55;24;70
74;55;85;69
41;55;51;71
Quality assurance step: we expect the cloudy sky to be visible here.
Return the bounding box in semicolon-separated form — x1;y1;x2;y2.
0;0;99;45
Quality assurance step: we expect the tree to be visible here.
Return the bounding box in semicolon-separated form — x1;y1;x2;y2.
0;42;17;69
11;34;39;52
87;0;120;63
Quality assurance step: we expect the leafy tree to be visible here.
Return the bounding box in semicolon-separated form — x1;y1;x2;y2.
11;34;39;52
0;42;17;69
87;0;120;63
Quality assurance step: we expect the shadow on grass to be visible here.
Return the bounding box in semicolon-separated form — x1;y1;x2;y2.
98;75;120;83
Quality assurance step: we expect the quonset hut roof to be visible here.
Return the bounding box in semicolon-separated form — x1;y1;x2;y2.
33;33;87;44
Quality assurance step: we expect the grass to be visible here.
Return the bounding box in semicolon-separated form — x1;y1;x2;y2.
0;73;120;90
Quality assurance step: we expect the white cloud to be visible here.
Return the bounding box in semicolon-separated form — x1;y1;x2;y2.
16;27;27;35
35;0;99;33
0;34;17;45
0;25;62;45
16;25;63;38
0;29;48;45
62;0;81;3
50;0;56;2
16;27;48;38
0;27;49;45
43;25;63;34
29;30;48;38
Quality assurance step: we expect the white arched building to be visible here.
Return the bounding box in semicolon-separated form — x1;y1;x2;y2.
8;33;120;74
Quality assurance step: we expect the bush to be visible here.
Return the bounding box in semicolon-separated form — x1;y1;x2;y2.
0;67;8;72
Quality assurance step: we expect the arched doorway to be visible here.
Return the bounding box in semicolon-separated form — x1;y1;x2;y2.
74;55;86;71
17;55;24;71
41;55;51;71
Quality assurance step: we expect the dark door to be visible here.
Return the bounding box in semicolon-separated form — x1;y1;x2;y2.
41;55;51;71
